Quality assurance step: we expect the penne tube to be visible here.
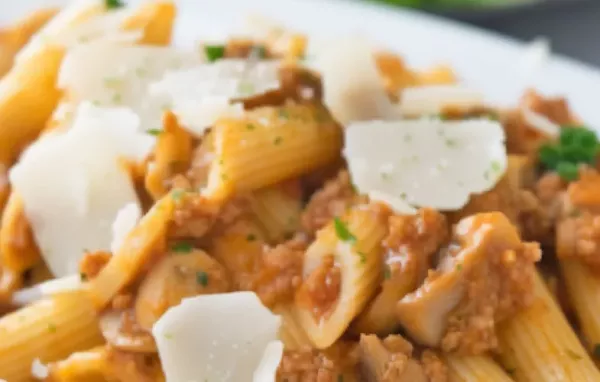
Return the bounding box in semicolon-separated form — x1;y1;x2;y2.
144;111;193;200
0;8;59;78
248;180;303;244
294;205;389;349
273;305;312;351
444;354;514;382
0;290;104;381
46;346;111;382
87;193;175;309
560;259;600;352
204;103;343;201
0;193;41;289
498;271;600;381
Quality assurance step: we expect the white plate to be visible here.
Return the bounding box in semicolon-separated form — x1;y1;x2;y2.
3;0;600;128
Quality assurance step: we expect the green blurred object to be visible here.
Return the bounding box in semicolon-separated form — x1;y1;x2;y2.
369;0;534;9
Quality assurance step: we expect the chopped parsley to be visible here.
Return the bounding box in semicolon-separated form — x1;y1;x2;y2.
204;45;226;62
47;323;57;333
196;271;209;286
80;273;88;281
171;189;185;201
278;109;290;119
456;263;463;271
384;265;392;280
247;234;257;242
171;241;193;253
357;251;367;264
593;344;600;359
490;160;502;173
445;138;457;147
333;217;356;243
539;126;599;181
105;0;125;9
337;375;344;382
274;136;283;145
146;129;162;136
247;123;256;131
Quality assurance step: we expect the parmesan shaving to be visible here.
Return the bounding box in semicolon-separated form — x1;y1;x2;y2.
31;358;49;380
398;85;484;117
344;119;507;211
10;103;153;277
111;202;142;253
152;292;282;382
315;37;395;124
12;275;82;306
522;107;560;137
58;41;202;131
150;59;280;136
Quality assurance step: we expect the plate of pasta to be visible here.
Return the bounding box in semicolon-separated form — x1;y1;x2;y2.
1;0;600;381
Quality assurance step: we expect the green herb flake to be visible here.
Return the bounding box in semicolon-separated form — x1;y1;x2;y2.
196;271;209;287
490;160;502;173
247;123;256;131
105;0;125;10
557;162;579;182
384;265;392;280
171;241;193;253
593;344;600;359
112;92;122;104
566;349;582;360
146;129;162;136
80;273;88;281
337;375;344;382
456;263;463;271
47;323;57;333
357;251;367;264
333;217;357;243
274;136;283;145
445;138;457;147
164;333;174;340
247;234;257;242
204;45;226;62
171;189;184;201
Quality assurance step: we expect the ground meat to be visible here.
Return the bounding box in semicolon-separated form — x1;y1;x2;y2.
557;212;600;273
169;191;220;239
421;351;448;382
441;215;542;354
301;170;358;234
104;345;163;382
79;251;111;280
295;255;341;321
253;237;306;308
277;342;359;382
536;172;566;205
522;89;576;126
384;208;448;284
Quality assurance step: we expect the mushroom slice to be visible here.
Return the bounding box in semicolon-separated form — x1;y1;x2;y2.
396;212;541;352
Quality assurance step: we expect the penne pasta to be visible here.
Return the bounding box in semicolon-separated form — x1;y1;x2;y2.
46;346;111;382
203;103;343;201
144;111;194;201
273;305;313;351
444;354;514;382
0;8;59;78
0;290;103;381
498;271;600;382
248;180;303;244
560;259;600;353
0;192;41;293
87;192;175;309
294;205;389;349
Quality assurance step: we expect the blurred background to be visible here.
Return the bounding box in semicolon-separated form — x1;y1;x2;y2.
368;0;600;67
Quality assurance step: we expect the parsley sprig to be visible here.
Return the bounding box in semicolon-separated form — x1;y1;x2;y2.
106;0;125;9
204;45;225;62
538;126;599;181
333;217;356;243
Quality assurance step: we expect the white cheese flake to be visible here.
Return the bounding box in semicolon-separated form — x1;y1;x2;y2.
344;119;507;211
10;103;153;277
152;291;282;382
12;275;83;306
398;85;484;117
58;41;202;131
522;107;560;137
150;59;280;137
110;202;142;254
314;37;395;124
31;358;49;380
